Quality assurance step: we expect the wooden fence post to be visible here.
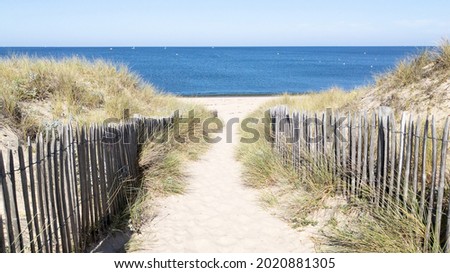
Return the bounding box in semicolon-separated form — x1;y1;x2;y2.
412;117;422;203
46;137;59;252
0;151;15;252
388;114;397;199
342;114;348;197
8;150;24;252
419;118;429;219
396;113;406;204
64;126;79;252
350;115;356;197
356;114;363;196
334;114;341;193
381;115;389;207
18;146;35;252
368;113;376;202
433;117;449;252
376;114;383;206
36;135;50;253
0;213;5;253
403;115;413;207
424;116;437;251
361;112;369;190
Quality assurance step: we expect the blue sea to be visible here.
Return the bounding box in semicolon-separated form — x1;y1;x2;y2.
0;47;427;96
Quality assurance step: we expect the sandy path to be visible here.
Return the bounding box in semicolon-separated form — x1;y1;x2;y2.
133;96;315;252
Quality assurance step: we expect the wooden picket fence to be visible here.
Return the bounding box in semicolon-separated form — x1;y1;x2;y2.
270;106;450;252
0;116;172;253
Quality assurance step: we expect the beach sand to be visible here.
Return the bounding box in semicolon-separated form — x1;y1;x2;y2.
127;96;317;253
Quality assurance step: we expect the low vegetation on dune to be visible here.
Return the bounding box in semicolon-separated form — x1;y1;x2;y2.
343;40;450;123
0;56;194;139
238;42;450;252
0;56;214;245
324;196;426;253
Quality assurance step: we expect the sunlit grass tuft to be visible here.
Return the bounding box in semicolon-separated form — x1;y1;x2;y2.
324;190;426;253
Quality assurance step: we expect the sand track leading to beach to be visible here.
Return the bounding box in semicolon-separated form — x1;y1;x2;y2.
132;97;315;252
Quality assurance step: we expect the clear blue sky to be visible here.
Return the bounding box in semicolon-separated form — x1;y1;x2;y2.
0;0;449;46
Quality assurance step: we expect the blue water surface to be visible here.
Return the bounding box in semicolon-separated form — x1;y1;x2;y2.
0;47;426;96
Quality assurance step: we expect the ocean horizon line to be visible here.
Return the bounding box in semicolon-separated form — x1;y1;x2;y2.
0;45;433;48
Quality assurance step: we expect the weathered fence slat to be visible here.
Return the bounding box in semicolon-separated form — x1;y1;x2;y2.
403;115;413;207
0;151;15;253
292;112;300;171
63;126;78;252
382;116;391;206
314;113;319;161
84;127;94;238
299;112;305;180
419;118;429;219
342;115;348;197
368;114;376;202
412;117;422;201
396;113;406;204
334;114;342;193
18;146;35;253
350;115;356;197
97;127;109;228
356;114;363;196
61;130;73;252
381;116;389;207
36;134;52;253
0;213;5;253
89;127;101;238
388;115;397;198
375;115;383;206
77;127;88;248
117;125;128;210
53;137;68;253
424;116;437;251
103;128;115;224
361;111;369;190
36;135;50;253
34;138;49;252
49;135;60;253
433;117;449;252
72;128;82;250
8;150;24;252
46;138;59;252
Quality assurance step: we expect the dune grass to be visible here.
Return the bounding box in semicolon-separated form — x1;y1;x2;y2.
375;40;450;89
263;88;360;113
436;40;450;68
0;56;186;137
381;50;433;88
324;190;426;253
342;40;450;126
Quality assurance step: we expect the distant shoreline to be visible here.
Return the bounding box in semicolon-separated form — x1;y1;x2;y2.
175;89;342;98
178;93;285;98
